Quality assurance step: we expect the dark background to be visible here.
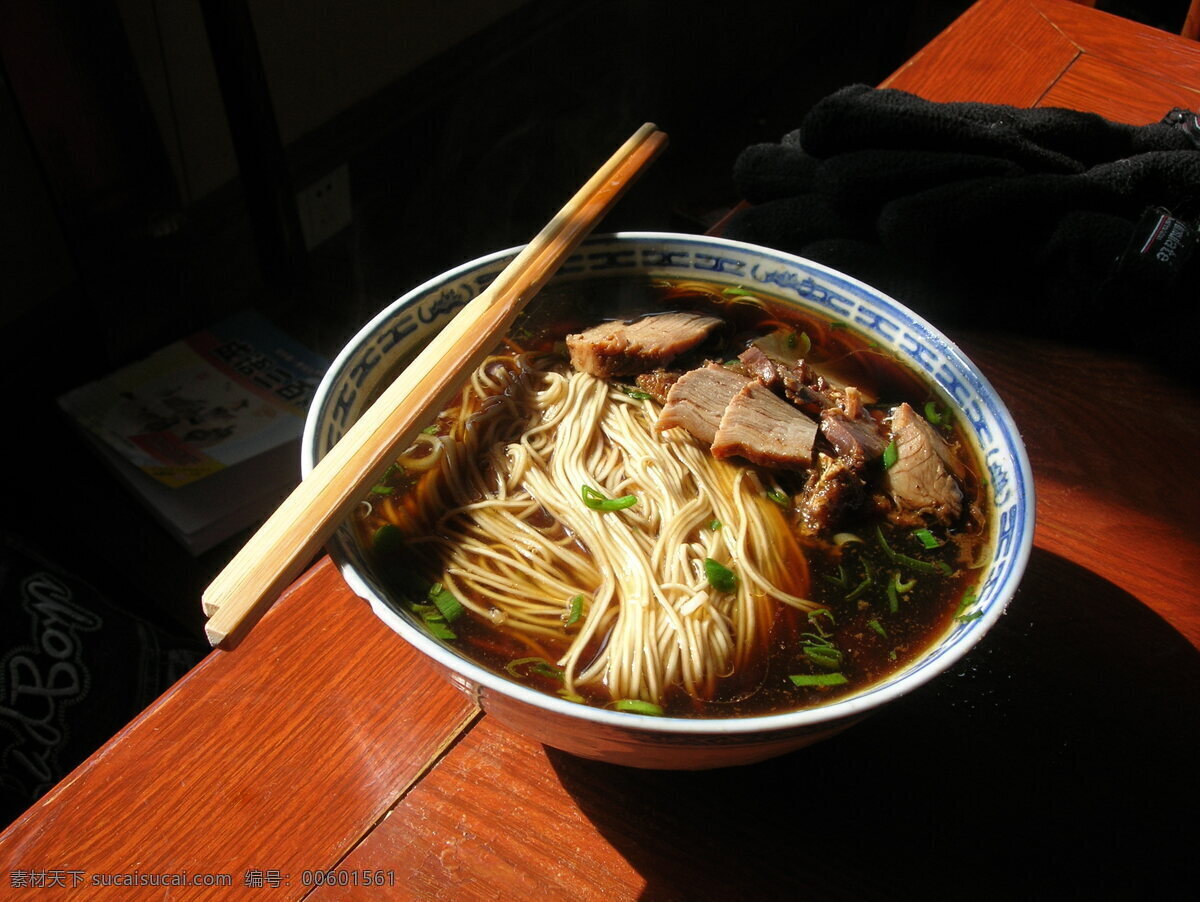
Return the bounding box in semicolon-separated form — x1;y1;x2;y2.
0;0;1194;823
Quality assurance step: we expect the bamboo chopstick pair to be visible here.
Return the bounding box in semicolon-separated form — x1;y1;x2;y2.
202;123;668;648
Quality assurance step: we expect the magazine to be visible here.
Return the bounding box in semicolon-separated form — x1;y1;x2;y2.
58;310;328;553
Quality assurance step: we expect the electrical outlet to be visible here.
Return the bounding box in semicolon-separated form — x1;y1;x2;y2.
296;164;352;249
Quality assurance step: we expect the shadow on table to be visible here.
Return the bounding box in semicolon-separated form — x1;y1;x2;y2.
547;546;1200;901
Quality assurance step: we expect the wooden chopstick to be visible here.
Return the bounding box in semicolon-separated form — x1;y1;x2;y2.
202;123;668;648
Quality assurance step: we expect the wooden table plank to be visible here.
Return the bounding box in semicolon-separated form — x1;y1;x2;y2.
1036;0;1200;88
881;0;1080;104
0;559;478;899
308;718;646;902
1041;52;1200;121
956;333;1200;648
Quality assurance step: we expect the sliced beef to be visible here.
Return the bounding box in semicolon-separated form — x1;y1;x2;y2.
567;312;723;378
799;453;865;534
633;368;680;404
820;406;888;468
736;345;778;385
884;402;964;523
780;364;841;415
656;364;750;445
712;381;818;470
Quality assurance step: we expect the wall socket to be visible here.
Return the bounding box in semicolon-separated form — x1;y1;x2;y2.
296;164;352;249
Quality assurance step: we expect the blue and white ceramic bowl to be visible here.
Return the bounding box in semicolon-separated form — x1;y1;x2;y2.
302;232;1034;770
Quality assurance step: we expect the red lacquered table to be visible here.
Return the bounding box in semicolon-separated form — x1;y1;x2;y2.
3;1;1198;898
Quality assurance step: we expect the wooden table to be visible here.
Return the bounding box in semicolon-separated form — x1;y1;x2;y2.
4;1;1198;898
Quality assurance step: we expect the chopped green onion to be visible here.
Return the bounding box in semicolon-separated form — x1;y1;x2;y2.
807;608;835;636
790;673;849;687
620;385;653;401
877;526;952;575
609;699;664;716
372;523;404;555
581;484;638;512
954;585;981;621
424;620;456;640
371;485;395;495
844;558;874;602
766;487;790;506
823;563;849;591
505;657;564;681
722;286;756;297
708;518;723;531
704;558;738;593
924;401;945;425
422;425;439;434
557;689;586;703
801;632;842;669
886;572;902;612
804;645;844;669
913;528;942;549
428;583;464;622
506;656;545;677
531;661;565;681
828;320;849;330
882;440;899;469
564;594;584;627
832;532;863;546
867;619;887;638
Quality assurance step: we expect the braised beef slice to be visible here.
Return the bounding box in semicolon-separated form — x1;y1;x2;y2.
712;381;818;470
656;364;750;445
567;312;723;378
820;407;888;468
736;345;778;385
800;453;865;534
633;368;680;405
884;402;964;522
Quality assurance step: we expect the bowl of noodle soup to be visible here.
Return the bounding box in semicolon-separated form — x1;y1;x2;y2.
304;232;1033;770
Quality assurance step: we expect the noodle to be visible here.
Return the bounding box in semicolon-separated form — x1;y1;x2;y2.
368;351;817;706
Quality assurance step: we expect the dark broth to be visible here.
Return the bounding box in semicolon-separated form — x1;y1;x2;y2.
358;276;989;718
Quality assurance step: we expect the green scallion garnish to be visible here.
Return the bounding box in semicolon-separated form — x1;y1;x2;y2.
913;528;942;549
766;487;790;507
428;583;464;622
789;673;849;687
704;558;738;593
954;585;981;622
506;656;544;677
581;484;638;512
807;608;835;636
882;440;899;469
867;619;887;638
371;485;394;495
424;620;456;640
877;526;952;575
844;558;874;602
372;523;404;555
609;698;664;716
564;593;584;627
924;401;945;425
506;657;564;681
708;518;723;531
805;645;844;669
